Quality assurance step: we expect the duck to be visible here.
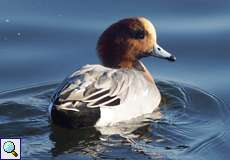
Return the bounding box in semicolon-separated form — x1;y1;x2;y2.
49;17;176;128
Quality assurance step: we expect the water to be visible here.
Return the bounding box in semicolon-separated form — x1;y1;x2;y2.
0;81;229;159
0;0;230;159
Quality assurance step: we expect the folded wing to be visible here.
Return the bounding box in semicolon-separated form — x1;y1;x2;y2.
51;65;133;110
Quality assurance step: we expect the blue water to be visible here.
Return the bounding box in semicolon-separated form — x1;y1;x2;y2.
0;0;230;159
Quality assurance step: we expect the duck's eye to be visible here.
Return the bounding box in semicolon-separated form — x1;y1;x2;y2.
130;29;145;39
157;47;161;51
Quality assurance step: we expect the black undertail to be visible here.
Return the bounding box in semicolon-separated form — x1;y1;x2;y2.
51;103;101;128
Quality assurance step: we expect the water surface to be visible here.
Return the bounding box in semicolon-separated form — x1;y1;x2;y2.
0;81;229;159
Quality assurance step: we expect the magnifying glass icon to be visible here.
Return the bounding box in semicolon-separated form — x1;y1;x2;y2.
3;141;18;157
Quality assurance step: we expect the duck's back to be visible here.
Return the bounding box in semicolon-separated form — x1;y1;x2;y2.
49;64;161;128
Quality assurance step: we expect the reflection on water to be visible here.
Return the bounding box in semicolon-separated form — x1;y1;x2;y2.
0;81;229;159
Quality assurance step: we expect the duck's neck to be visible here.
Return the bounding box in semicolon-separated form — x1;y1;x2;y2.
102;59;154;83
134;60;154;83
119;60;154;83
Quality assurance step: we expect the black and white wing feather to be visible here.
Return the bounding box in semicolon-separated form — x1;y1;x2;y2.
51;65;133;111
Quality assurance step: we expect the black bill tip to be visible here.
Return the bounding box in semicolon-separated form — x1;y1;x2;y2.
167;55;176;62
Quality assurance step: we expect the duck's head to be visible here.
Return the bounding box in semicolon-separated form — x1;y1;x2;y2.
97;17;176;69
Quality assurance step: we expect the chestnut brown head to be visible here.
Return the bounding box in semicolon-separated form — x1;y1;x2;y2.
97;17;176;69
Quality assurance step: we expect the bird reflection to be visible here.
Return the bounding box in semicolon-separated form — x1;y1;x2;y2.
49;111;162;158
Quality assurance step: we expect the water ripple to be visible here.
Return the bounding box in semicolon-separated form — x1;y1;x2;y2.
0;81;229;159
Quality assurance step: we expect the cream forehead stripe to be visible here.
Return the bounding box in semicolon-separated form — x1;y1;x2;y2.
138;17;156;37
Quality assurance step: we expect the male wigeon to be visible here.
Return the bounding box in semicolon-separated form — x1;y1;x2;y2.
49;17;176;128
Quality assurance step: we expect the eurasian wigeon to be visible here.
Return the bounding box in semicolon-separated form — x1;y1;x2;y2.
49;17;176;128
